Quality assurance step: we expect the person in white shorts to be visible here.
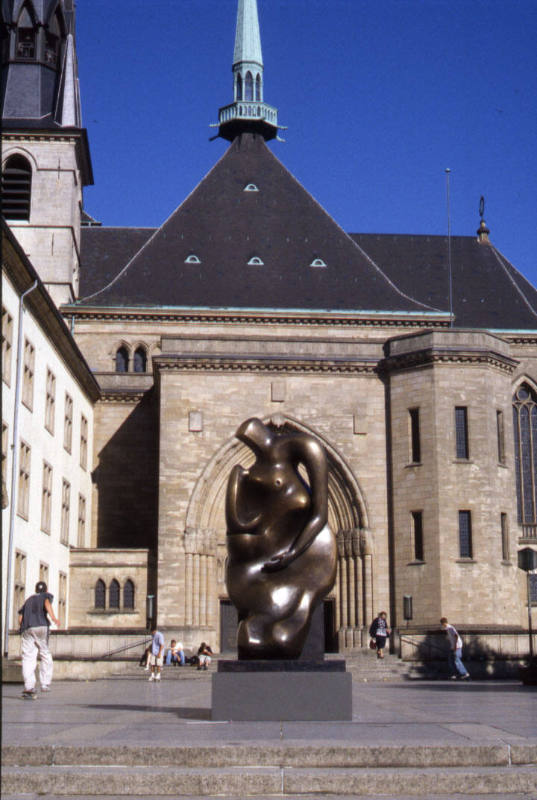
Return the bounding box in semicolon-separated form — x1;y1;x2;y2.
148;626;165;682
18;581;60;699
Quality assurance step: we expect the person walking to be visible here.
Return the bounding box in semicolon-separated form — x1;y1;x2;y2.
18;581;60;699
148;625;165;682
369;611;390;659
440;617;470;680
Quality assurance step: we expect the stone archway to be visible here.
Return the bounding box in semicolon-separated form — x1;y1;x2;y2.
185;415;373;651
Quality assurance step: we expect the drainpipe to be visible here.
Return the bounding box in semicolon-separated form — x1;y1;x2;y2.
3;280;39;658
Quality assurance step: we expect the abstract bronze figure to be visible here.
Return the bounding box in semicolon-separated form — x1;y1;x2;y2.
225;418;337;659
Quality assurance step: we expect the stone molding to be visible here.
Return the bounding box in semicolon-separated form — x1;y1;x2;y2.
155;355;378;375
381;348;518;374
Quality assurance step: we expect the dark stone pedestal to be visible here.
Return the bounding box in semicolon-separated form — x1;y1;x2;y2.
212;660;352;721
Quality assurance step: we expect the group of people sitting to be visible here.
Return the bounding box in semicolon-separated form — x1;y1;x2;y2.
140;637;213;671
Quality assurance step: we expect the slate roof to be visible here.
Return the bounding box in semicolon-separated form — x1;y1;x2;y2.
77;134;432;315
76;133;537;329
350;234;537;330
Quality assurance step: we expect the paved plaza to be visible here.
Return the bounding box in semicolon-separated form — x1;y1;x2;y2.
2;673;537;798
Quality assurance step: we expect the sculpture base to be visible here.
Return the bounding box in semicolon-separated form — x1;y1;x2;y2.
212;660;352;721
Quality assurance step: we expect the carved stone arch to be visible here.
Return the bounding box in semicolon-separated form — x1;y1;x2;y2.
2;146;38;172
184;415;373;651
513;374;537;396
185;414;369;538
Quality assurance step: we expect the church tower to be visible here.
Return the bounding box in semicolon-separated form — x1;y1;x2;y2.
217;0;282;141
1;0;93;306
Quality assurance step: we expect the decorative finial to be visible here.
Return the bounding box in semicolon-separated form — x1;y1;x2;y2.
212;0;286;142
477;195;490;244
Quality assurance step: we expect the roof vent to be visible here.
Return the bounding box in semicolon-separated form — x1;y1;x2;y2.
244;183;259;192
248;256;264;266
310;258;327;268
185;254;201;264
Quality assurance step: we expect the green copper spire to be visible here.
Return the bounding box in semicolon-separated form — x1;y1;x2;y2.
215;0;283;142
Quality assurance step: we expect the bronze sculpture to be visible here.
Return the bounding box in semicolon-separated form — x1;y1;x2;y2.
225;418;337;659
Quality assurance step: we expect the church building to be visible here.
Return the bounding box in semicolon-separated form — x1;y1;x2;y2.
2;0;536;661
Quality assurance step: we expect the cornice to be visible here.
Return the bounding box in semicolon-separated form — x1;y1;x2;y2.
380;348;518;375
61;306;451;329
154;354;378;375
98;392;146;403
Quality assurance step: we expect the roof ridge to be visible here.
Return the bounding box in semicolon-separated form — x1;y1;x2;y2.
490;245;537;320
77;145;233;303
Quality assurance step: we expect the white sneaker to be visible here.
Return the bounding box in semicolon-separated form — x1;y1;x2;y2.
148;674;155;681
155;674;161;681
41;685;51;692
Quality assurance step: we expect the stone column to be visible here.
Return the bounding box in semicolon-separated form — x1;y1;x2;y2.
185;552;193;626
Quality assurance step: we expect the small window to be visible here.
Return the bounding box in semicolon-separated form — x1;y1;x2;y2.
58;572;67;627
2;307;13;384
255;73;261;101
248;256;264;266
123;579;135;609
496;410;505;464
455;407;469;459
500;513;509;562
411;511;424;561
80;415;88;471
310;258;327;268
458;510;473;559
45;369;56;434
41;461;52;534
1;155;32;220
95;579;105;609
63;393;73;453
109;579;120;609
243;183;259;192
77;494;86;547
17;440;31;520
245;71;253;101
236;73;243;101
61;479;70;545
409;408;421;464
530;574;537;605
115;347;129;373
133;347;147;373
22;338;35;410
185;254;201;264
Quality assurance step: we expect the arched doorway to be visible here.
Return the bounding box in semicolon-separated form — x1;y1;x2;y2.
184;416;372;652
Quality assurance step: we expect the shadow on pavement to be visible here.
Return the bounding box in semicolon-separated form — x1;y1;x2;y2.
82;704;211;720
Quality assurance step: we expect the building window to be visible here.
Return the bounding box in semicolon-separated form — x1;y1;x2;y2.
15;5;36;59
411;511;424;561
496;409;505;464
530;574;537;605
1;155;32;220
2;420;8;503
236;73;243;100
133;347;147;373
17;440;31;519
41;461;52;534
64;393;73;453
14;550;27;628
22;338;35;410
80;415;88;470
109;579;120;609
455;406;469;459
77;493;86;547
115;347;129;373
58;572;67;627
61;479;70;545
245;71;253;101
501;513;509;562
2;307;13;385
123;579;135;609
95;579;106;609
45;369;56;434
409;408;421;463
458;510;473;559
39;562;49;586
44;12;61;67
255;73;261;101
513;384;537;528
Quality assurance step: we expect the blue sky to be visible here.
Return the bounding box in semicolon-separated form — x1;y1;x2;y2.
77;0;537;287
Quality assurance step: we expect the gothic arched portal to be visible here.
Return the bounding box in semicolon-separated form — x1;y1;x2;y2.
183;416;374;651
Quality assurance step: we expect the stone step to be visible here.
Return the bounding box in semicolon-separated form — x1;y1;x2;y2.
2;764;536;797
3;743;536;767
3;796;535;800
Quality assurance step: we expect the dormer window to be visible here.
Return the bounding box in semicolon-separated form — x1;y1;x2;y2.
185;254;201;264
244;184;259;192
310;258;327;268
248;257;264;266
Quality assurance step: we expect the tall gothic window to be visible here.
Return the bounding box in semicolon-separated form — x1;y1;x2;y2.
133;347;147;373
123;580;135;609
245;71;254;101
2;155;32;221
236;73;243;101
115;347;129;372
16;5;36;59
109;579;120;609
255;74;261;101
95;579;105;609
513;383;537;530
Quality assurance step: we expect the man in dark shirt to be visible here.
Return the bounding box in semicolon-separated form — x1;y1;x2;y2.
18;581;60;699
